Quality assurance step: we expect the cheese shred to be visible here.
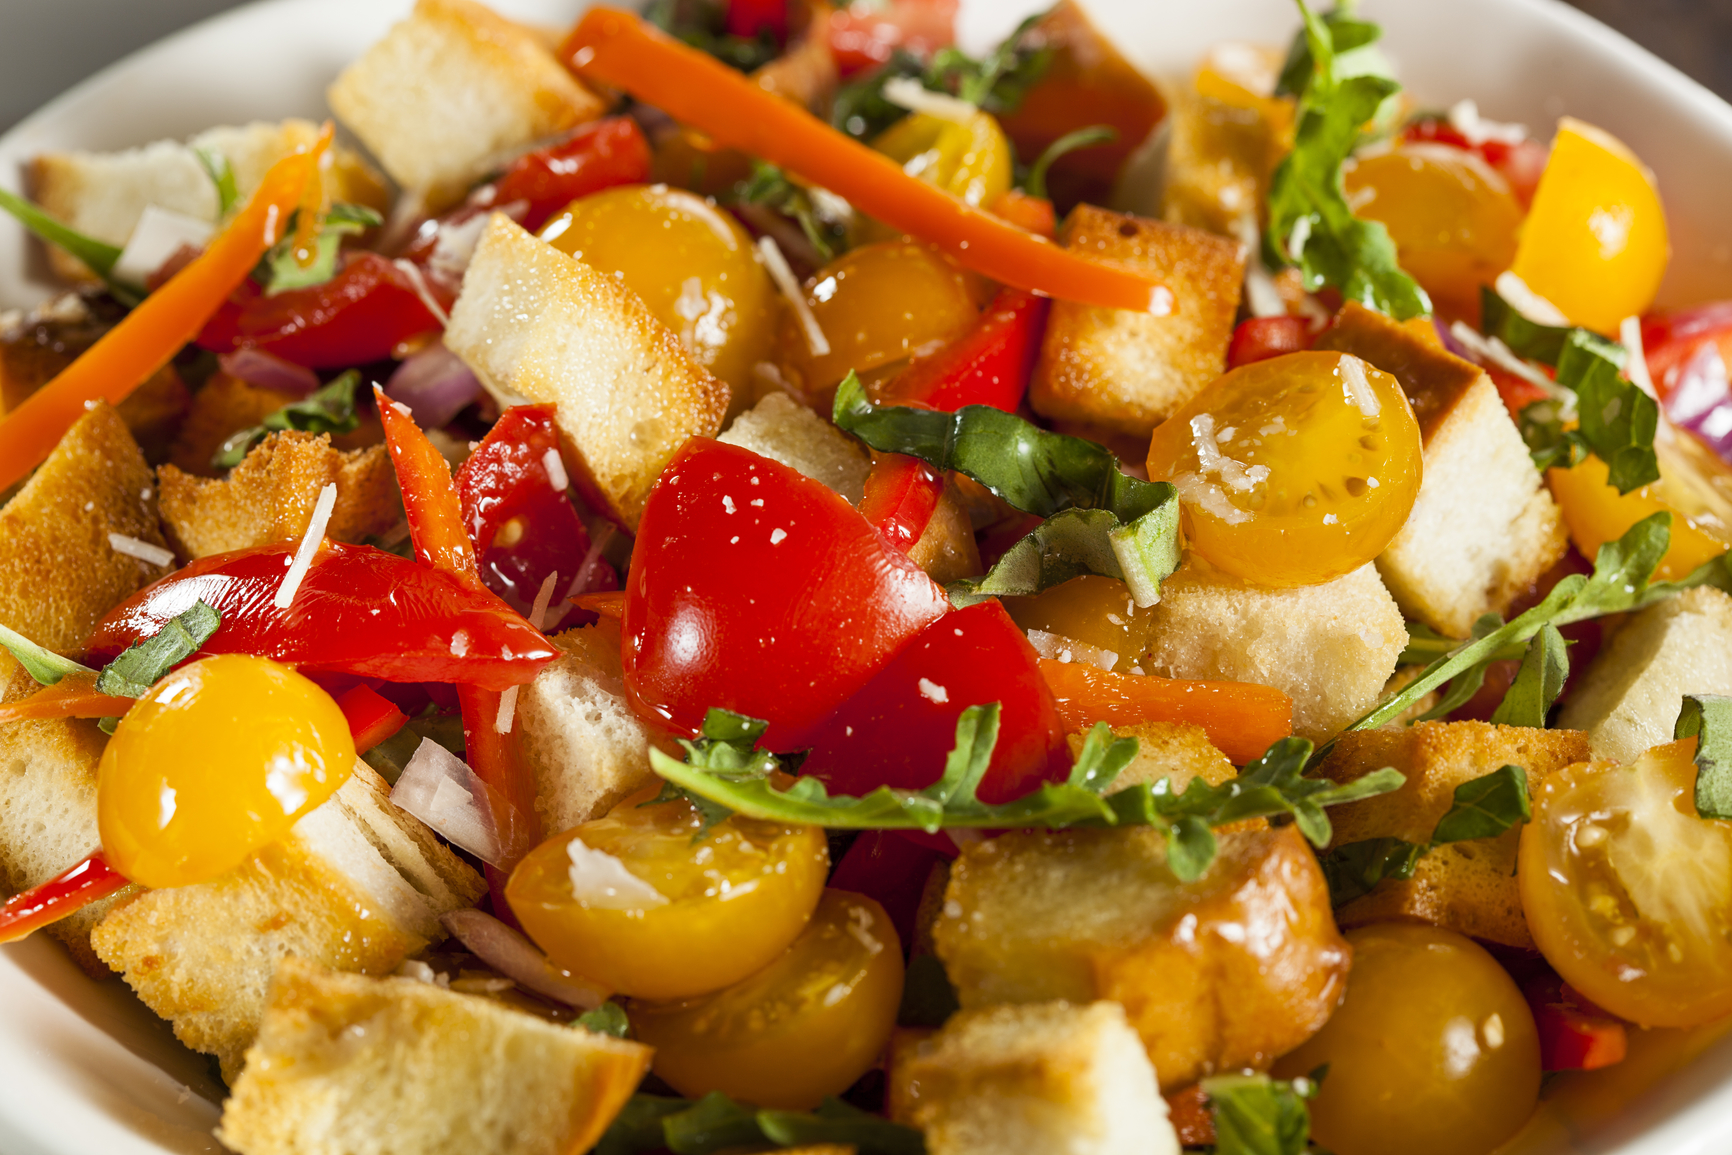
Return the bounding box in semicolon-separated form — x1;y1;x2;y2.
107;533;173;568
757;236;831;357
275;483;336;609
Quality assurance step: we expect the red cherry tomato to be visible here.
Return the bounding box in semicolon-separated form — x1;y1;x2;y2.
802;600;1070;803
877;287;1049;412
197;252;445;369
1226;315;1313;369
726;0;789;41
828;829;950;954
859;453;944;553
622;439;950;750
489;118;654;233
1523;973;1628;1072
829;0;958;76
86;542;555;691
1402;116;1550;208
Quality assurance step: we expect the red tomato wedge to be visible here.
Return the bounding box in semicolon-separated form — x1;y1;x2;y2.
859;454;945;553
490;117;653;233
1039;659;1292;766
85;542;555;691
622;439;950;750
803;600;1069;804
1227;316;1313;370
878;287;1050;413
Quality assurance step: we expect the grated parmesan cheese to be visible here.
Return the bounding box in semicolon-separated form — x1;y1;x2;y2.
392;258;452;327
1026;627;1119;672
494;684;520;736
1338;355;1381;417
529;570;560;631
757;236;831;357
275;483;336;609
881;76;978;125
107;533;173;568
541;447;569;492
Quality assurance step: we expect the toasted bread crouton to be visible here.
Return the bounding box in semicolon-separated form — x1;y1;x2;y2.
158;432;400;559
167;372;384;479
328;0;607;202
719;392;869;504
29;120;386;282
1160;51;1292;236
445;215;730;530
934;825;1348;1091
92;765;484;1079
1140;560;1405;742
1029;207;1243;440
514;619;666;836
894;1001;1178;1155
1557;586;1732;762
1068;720;1236;794
1315;721;1591;949
218;957;650;1155
908;476;982;584
0;404;167;689
1315;302;1567;637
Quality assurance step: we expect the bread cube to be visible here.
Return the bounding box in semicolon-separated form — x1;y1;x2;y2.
1160;54;1292;236
1140;560;1406;743
30;120;386;282
158;432;400;559
894;1001;1178;1155
1315;302;1567;637
217;957;650;1155
1030;206;1243;439
445;214;730;529
514;619;666;835
1314;720;1591;949
92;765;484;1079
933;825;1348;1090
1069;720;1236;793
908;476;983;585
719;392;869;504
1557;586;1732;762
327;0;607;202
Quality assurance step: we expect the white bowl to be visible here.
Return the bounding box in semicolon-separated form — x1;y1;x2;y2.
4;2;1732;1152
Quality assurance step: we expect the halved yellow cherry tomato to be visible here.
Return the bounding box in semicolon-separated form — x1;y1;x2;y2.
1520;739;1732;1028
1003;574;1158;660
872;109;1013;210
1343;144;1523;321
1144;350;1423;587
1510;118;1669;335
506;794;828;1001
540;184;777;397
1273;923;1541;1155
630;889;904;1109
97;654;355;889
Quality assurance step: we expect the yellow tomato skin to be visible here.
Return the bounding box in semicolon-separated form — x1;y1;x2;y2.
507;796;828;1001
1519;740;1732;1028
630;890;904;1109
1002;575;1158;659
97;654;355;889
539;184;776;395
778;240;979;400
1272;923;1541;1155
1343;145;1523;321
872;109;1013;210
1144;351;1423;587
1510;118;1669;335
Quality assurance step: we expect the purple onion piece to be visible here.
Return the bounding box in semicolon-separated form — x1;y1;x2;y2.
219;347;319;396
439;909;609;1010
1666;342;1732;463
386;343;484;429
1435;316;1473;361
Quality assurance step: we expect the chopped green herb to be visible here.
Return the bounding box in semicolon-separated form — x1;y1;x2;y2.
1487;623;1570;728
597;1091;925;1155
0;187;140;305
1201;1071;1318;1155
0;622;96;686
1676;694;1732;820
645;0;779;73
94;601;221;700
212;369;364;470
1479;285;1572;364
193;145;240;219
575;1001;632;1039
1022;125;1117;200
256;204;383;296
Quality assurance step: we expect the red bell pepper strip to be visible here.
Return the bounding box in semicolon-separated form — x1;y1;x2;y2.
1040;659;1292;767
859;454;945;554
1226;316;1312;370
878;287;1050;413
337;684;409;754
1524;973;1628;1071
86;542;554;691
0;853;129;944
562;9;1168;312
490;117;654;233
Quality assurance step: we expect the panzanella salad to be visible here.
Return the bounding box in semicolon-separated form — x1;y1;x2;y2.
2;0;1731;1152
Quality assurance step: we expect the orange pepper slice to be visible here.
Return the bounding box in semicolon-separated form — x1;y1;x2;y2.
1039;658;1293;766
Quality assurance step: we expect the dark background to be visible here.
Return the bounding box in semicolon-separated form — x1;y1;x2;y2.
0;0;1725;132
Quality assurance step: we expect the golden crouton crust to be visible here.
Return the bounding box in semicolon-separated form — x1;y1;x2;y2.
1030;206;1244;439
1313;301;1482;443
168;373;384;479
1314;720;1591;949
158;431;400;559
909;477;982;585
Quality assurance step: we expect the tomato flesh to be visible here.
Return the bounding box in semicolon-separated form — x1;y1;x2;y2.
858;453;944;553
876;286;1050;413
490;117;653;233
622;439;950;750
1227;316;1312;370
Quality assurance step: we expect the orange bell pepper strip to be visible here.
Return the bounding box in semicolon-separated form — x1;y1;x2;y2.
0;126;333;493
0;853;129;944
1039;658;1292;766
0;677;135;725
561;9;1168;313
570;590;627;620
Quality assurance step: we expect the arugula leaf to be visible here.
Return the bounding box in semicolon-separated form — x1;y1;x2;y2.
257;204;382;296
95;601;220;699
0;187;140;305
1488;623;1569;728
1264;1;1429;320
575;1001;631;1038
1274;7;1387;98
833;373;1181;606
598;1092;925;1155
193;145;240;219
1675;694;1732;820
1022;125;1117;200
663;1092;765;1154
0;623;96;686
592;1096;690;1155
1201;1072;1317;1155
1317;836;1426;906
212;370;364;470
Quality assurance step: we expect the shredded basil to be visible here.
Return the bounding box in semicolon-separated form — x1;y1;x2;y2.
94;601;220;700
212;369;364;470
256;204;382;296
596;1091;924;1155
1201;1071;1319;1155
1676;694;1732;820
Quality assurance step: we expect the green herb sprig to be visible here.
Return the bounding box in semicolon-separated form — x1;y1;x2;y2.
595;1092;923;1155
732;161;849;264
256;204;382;296
0;188;140;306
1676;694;1732;819
212;370;364;470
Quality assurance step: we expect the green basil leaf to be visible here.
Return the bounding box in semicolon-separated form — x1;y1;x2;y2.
1022;125;1117;199
1319;836;1426;906
212;370;363;470
94;601;220;699
1201;1071;1317;1155
1480;285;1572;365
0;622;97;686
757;1098;926;1155
575;1001;631;1039
1562;329;1659;493
591;1094;690;1155
898;952;961;1028
0;186;140;305
1677;694;1732;820
193;145;239;219
1430;764;1532;844
256;204;383;296
1488;625;1570;728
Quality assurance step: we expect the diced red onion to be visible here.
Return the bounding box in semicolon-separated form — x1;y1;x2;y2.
1666;341;1732;462
1435;316;1472;361
440;908;609;1010
385;344;483;429
219;347;320;396
390;737;533;867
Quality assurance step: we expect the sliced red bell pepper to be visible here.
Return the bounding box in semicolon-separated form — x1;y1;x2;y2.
337;684;409;754
859;454;945;554
197;251;446;370
878;287;1050;413
85;542;554;691
1524;973;1628;1071
1040;659;1292;767
828;830;949;957
1226;316;1312;370
0;853;129;944
803;600;1070;804
489;117;653;233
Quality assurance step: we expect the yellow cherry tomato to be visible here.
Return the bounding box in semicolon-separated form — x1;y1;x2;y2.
1144;350;1423;587
630;889;904;1109
872;109;1013;210
1272;923;1541;1155
1002;575;1158;661
1510;118;1670;335
97;654;355;889
507;794;828;1001
1343;144;1523;321
1547;424;1732;581
1519;739;1732;1028
540;184;776;396
777;240;979;400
